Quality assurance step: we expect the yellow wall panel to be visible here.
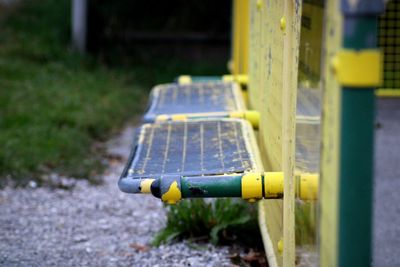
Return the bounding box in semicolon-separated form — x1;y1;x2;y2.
249;0;262;110
319;0;342;266
232;0;250;75
248;0;302;266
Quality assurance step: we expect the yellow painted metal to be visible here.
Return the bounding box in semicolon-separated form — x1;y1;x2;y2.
241;89;249;106
296;173;318;201
331;50;383;87
248;0;302;265
376;89;400;97
263;171;319;200
319;0;342;266
222;74;249;85
161;181;182;204
256;0;262;10
280;16;286;32
244;110;260;128
177;75;192;85
140;179;155;193
258;201;279;267
282;2;302;266
240;0;249;75
251;0;282;265
229;110;260;128
278;239;284;255
264;172;284;198
241;173;263;202
229;111;245;119
232;0;240;74
155;114;169;122
231;0;250;75
156;111;259;128
156;114;188;122
156;114;189;122
248;0;262;111
171;114;188;121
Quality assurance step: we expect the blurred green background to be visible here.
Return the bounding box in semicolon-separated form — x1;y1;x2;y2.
0;0;230;184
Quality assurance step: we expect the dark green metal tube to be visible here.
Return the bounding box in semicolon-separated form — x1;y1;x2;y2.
181;175;242;198
338;11;381;266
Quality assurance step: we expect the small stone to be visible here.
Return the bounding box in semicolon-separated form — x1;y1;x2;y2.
28;181;37;188
74;235;88;243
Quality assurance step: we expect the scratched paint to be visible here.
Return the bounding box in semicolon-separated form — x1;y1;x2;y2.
249;0;302;266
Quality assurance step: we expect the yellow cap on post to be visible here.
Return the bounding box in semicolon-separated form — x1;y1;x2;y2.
331;50;382;87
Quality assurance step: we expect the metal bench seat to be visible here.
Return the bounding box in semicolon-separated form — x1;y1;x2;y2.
143;82;247;123
118;119;266;203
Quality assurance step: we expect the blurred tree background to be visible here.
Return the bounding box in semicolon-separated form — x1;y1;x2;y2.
87;0;231;66
0;0;231;184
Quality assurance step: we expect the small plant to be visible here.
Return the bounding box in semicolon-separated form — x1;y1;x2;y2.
152;198;263;247
295;201;317;245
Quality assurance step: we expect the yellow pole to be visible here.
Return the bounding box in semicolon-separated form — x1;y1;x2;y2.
231;0;250;75
232;0;240;74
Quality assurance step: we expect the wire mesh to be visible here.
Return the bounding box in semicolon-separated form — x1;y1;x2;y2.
379;0;400;89
144;82;245;121
124;119;256;179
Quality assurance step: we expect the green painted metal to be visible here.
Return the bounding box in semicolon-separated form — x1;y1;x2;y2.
189;76;223;82
338;14;379;267
181;175;242;198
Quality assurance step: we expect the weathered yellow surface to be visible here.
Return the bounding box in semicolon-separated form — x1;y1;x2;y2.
232;0;250;75
248;0;262;111
248;0;302;266
281;2;302;266
319;0;342;266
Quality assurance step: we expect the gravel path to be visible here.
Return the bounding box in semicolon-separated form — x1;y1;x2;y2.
0;126;234;267
373;99;400;267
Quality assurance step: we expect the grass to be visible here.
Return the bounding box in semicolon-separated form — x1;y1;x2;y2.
0;0;227;184
0;1;147;183
152;199;263;248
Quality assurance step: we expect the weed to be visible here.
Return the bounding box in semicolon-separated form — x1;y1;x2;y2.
152;199;263;247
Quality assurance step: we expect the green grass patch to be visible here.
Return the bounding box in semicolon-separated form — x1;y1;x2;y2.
0;1;146;183
152;199;263;247
0;0;228;184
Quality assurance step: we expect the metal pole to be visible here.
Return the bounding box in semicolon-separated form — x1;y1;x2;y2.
72;0;87;54
337;1;384;266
